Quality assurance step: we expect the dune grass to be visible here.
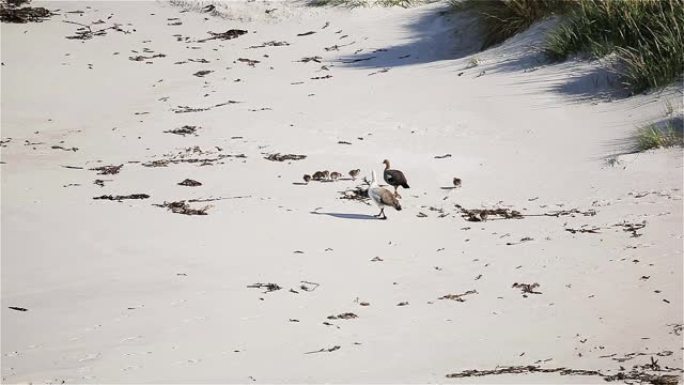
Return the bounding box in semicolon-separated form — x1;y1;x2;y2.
546;0;684;93
450;0;684;93
307;0;416;7
449;0;571;50
634;121;683;151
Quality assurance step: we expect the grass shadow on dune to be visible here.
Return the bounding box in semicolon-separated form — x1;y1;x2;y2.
333;5;483;69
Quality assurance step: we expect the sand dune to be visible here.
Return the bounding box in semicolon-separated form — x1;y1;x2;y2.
1;1;682;383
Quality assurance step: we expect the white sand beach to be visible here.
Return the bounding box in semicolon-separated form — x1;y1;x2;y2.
1;1;682;383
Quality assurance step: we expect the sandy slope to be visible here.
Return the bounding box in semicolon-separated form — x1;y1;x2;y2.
1;1;682;383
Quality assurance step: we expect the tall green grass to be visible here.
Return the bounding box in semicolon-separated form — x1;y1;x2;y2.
546;0;684;93
449;0;571;50
308;0;416;7
451;0;684;93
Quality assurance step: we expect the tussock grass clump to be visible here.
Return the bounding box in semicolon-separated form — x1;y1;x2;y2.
634;121;683;151
308;0;416;7
449;0;571;49
546;0;684;93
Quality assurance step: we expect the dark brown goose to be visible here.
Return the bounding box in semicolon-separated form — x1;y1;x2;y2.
382;159;409;198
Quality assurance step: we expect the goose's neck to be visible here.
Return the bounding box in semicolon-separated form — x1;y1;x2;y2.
384;162;390;170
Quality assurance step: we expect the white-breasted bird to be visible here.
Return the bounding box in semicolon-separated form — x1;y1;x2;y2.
369;170;402;220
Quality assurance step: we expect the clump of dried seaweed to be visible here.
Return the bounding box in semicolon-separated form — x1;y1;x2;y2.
154;200;210;215
264;153;307;162
455;204;523;222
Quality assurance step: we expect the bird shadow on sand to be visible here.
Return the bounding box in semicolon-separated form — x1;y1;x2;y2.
311;211;380;220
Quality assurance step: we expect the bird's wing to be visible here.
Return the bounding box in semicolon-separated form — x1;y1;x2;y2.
379;188;399;206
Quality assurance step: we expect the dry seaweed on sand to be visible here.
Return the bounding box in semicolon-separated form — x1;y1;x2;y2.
129;53;166;61
297;56;322;63
446;365;681;384
512;282;542;295
237;58;260;67
192;70;213;77
614;220;646;237
340;185;371;204
142;146;246;168
297;31;316;36
178;178;202;187
327;312;358;320
445;366;604;379
154;200;210;215
304;345;340;354
196;29;247;43
164;125;198;136
51;145;78;152
565;227;601;234
438;290;478;302
264;153;306;162
247;282;282;293
1;3;53;23
93;194;150;201
455;204;523;222
248;40;289;48
90;164;123;175
172;100;239;113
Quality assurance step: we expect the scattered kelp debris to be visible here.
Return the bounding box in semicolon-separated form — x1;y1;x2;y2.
438;290;478;302
305;345;340;354
247;282;282;293
546;208;596;217
446;366;603;379
178;178;202;186
188;58;209;63
64;20;131;40
299;281;320;292
297;56;322;63
164;125;198;136
340;56;376;64
93;194;150;201
615;221;646;237
340;185;370;204
455;204;522;222
197;29;247;43
93;179;110;187
297;31;316;36
565;227;600;234
129;53;166;61
249;40;289;48
327;312;358;320
512;282;542;296
51;145;78;152
142;146;245;168
264;153;306;162
193;70;213;77
90;164;123;175
172;100;239;113
237;58;260;67
1;3;53;23
154;200;210;215
8;306;28;311
310;75;332;80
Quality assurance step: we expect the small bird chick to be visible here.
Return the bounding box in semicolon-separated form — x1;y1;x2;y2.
303;174;312;183
349;169;360;180
322;170;330;180
453;177;462;187
312;171;325;181
330;172;342;181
